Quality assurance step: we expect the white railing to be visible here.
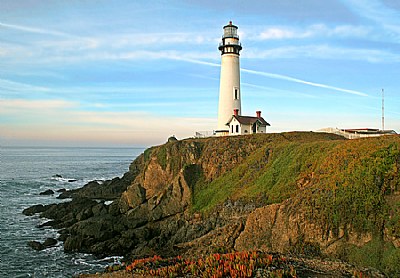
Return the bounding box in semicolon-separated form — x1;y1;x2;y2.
194;131;215;138
318;127;394;139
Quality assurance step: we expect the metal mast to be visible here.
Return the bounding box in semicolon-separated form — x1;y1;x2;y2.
382;88;385;131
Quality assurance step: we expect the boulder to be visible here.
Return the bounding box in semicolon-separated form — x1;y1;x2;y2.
119;183;146;213
37;220;61;228
39;189;54;195
28;241;44;251
58;177;131;200
64;215;125;255
28;238;57;251
23;204;45;216
43;238;58;248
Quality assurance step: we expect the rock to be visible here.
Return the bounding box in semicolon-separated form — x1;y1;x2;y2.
39;189;54;195
37;220;61;228
52;174;62;178
28;241;44;251
64;215;124;255
43;238;57;248
23;204;45;216
108;201;121;216
92;203;108;217
68;179;77;182
58;177;132;200
57;188;66;193
58;229;70;241
76;207;94;221
235;204;283;252
28;238;57;250
119;183;146;213
124;204;150;229
148;173;191;221
40;197;98;223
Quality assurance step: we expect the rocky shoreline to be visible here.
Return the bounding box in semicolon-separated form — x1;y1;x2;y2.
23;173;139;256
23;133;400;277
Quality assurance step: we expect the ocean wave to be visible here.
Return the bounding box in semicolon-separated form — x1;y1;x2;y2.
51;175;79;183
1;146;141;277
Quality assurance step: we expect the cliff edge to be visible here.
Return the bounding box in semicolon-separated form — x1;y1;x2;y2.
24;132;400;276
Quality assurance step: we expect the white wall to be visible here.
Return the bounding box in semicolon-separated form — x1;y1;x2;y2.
217;53;241;131
257;125;266;133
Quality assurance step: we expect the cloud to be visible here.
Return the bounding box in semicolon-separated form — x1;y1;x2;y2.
257;27;300;40
0;78;50;93
243;45;400;63
341;0;400;40
0;98;215;146
172;57;368;97
0;22;74;37
107;33;216;48
34;32;214;54
0;98;76;111
251;24;371;41
241;82;317;99
241;68;368;97
169;56;220;67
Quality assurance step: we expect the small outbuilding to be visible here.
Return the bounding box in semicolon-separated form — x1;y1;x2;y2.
226;109;270;135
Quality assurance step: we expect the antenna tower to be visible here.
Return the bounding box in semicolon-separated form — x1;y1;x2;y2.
382;88;385;131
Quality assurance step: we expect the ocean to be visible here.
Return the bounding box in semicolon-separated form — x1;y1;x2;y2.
0;146;144;277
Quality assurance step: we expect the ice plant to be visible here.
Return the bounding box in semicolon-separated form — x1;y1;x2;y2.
124;251;298;277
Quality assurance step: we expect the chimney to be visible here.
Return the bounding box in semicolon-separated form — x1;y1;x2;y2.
234;109;239;116
256;111;261;118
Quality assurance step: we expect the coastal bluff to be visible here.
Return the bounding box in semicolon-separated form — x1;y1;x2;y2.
24;132;400;276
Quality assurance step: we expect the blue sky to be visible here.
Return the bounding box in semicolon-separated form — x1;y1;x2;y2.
1;0;399;147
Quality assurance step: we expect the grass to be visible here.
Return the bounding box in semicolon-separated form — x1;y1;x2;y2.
342;238;400;277
191;139;344;212
143;132;400;276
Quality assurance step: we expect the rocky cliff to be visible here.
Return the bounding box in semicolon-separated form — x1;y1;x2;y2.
24;132;400;276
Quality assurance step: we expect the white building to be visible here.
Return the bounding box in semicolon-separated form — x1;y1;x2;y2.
226;109;270;135
215;21;271;136
216;21;242;136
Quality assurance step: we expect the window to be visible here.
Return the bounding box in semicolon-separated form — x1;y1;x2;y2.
233;87;239;100
236;125;239;133
231;125;233;133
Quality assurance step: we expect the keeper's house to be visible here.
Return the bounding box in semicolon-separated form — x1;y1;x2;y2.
226;109;270;135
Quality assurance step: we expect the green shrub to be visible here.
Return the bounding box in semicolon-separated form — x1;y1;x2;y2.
156;146;168;170
347;239;400;277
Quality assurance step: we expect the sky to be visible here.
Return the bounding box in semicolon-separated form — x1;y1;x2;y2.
1;0;399;147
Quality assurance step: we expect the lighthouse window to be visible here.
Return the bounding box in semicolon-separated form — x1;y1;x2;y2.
236;125;239;133
233;87;239;100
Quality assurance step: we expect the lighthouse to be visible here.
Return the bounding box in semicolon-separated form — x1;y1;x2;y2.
216;21;242;136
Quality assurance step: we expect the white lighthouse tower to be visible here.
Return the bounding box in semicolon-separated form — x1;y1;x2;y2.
216;21;242;136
